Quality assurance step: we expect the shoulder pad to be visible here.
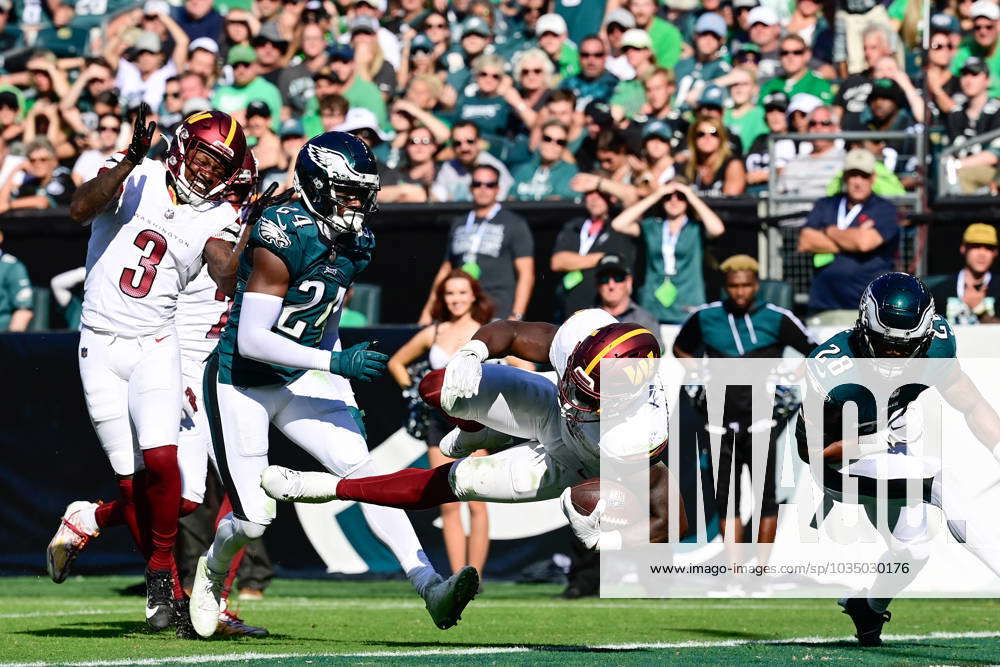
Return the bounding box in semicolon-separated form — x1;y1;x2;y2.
1;254;16;264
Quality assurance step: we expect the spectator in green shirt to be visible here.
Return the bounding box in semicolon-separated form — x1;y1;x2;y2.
511;120;579;200
535;13;580;81
0;227;32;331
952;0;1000;98
759;34;834;104
722;67;768;153
210;44;282;129
301;43;389;136
627;0;683;69
609;29;657;119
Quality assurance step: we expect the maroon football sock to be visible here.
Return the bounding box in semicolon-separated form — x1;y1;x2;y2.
179;498;200;517
140;446;182;595
335;464;459;510
95;478;148;556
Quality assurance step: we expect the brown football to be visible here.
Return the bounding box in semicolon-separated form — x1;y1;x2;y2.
569;478;640;529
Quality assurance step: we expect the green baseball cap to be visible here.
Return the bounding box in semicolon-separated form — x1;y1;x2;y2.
227;44;257;65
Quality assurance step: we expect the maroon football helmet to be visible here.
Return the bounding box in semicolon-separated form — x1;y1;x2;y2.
165;110;247;206
225;150;259;208
559;322;660;422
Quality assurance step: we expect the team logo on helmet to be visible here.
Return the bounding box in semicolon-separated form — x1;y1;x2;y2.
259;219;290;248
306;143;379;187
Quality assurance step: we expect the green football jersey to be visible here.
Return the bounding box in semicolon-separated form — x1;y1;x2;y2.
794;317;957;490
217;201;374;388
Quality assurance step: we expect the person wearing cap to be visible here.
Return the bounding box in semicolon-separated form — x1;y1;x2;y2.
925;14;963;116
674;12;732;113
797;148;900;314
345;0;401;71
0;227;32;331
843;77;917;179
595;254;660;341
533;13;579;80
746;5;783;82
758;34;834;106
693;84;727;125
443;16;495;96
245;100;284;171
952;0;1000;98
211;44;282;129
627;0;683;69
730;0;760;47
943;56;1000;193
172;0;223;43
603;8;637;81
744;91;796;193
349;15;399;101
775;105;844;218
719;67;767;154
550;186;635;315
673;253;815;554
448;53;525;163
315;43;388;131
558;35;619;107
253;22;290;86
511;119;578;201
612;179;725;324
609;28;657;118
634;120;677;191
105;7;189;111
929;223;1000;324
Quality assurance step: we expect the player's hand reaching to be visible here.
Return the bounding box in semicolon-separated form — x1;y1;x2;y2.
243;181;293;228
330;341;389;382
124;102;156;166
560;487;604;550
440;339;488;411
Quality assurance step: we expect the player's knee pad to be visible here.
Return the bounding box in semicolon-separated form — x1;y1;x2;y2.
234;517;268;541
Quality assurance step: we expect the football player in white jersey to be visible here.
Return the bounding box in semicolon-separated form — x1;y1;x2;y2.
46;106;251;637
262;309;687;552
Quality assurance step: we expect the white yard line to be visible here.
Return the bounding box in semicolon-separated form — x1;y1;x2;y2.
6;630;1000;666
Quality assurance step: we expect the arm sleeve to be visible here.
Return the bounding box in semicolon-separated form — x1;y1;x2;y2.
804;199;828;229
672;312;702;356
237;291;332;371
50;266;86;307
778;310;817;356
6;260;33;310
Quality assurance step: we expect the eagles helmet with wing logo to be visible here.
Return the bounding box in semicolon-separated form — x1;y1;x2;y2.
293;131;380;244
855;272;935;376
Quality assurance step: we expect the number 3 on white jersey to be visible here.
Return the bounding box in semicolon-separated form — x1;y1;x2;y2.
119;230;168;298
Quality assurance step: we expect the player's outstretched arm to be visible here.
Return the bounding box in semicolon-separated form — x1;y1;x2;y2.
239;248;387;381
940;367;1000;457
471;320;558;363
69;103;155;225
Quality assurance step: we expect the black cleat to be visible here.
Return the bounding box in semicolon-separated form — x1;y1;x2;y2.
839;596;891;647
171;597;199;640
144;568;174;631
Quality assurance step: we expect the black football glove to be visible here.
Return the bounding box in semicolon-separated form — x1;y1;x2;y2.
124;102;156;166
243;181;294;227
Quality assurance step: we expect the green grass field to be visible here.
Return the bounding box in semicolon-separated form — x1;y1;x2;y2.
3;576;1000;665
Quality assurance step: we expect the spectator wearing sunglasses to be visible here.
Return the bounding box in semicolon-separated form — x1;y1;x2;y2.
685;117;746;197
730;0;760;50
512;48;556;118
832;23;896;128
786;0;834;70
627;0;683;69
158;76;185;135
301;44;388;134
759;35;834;105
72;115;121;186
449;54;524;162
559;35;619;107
0;138;73;214
511;120;579;201
595;254;660;342
421;163;534;323
211;44;283;129
674;13;732;113
952;0;1000;97
431;121;513;202
383;124;439;203
774;105;844;223
925;14;963;116
732;43;762;75
611;179;725;324
443;16;495;99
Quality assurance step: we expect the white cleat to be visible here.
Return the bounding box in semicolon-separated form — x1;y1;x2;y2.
260;465;341;503
190;556;225;638
438;427;513;459
46;500;99;583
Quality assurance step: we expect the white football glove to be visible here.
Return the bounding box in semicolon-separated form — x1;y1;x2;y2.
440;339;488;411
560;487;605;550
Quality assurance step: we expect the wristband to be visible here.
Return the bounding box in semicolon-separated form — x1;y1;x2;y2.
598;530;622;551
459;339;489;362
